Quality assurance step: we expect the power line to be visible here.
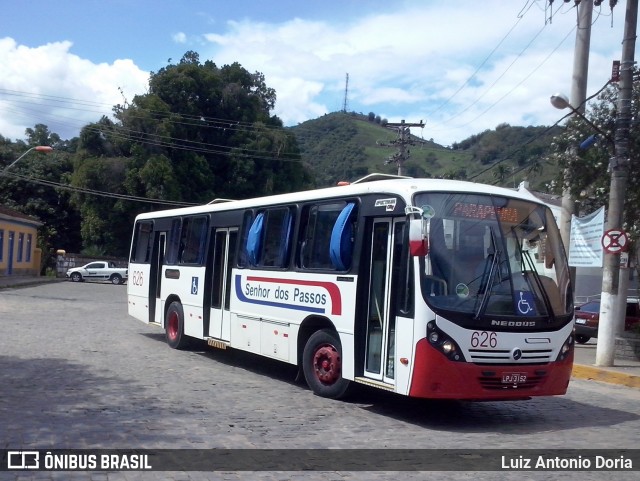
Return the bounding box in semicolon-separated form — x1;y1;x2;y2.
468;77;614;184
426;8;527;117
451;24;576;130
3;171;196;206
0;89;308;164
427;0;594;134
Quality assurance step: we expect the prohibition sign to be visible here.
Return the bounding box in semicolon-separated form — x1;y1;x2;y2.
601;229;628;254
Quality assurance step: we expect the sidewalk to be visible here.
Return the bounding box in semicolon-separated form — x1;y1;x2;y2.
1;275;639;389
572;339;640;389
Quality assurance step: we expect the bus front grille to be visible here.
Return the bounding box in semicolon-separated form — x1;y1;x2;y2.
469;348;553;364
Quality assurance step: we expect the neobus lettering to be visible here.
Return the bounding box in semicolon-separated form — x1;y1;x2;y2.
293;288;327;305
491;320;537;327
245;284;271;298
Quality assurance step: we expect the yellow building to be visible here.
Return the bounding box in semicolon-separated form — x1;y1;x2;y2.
0;205;43;277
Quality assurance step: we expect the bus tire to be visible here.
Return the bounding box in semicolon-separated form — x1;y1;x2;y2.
165;301;189;349
302;328;350;399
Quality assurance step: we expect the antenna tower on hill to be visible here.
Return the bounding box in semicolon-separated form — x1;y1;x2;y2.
342;73;349;113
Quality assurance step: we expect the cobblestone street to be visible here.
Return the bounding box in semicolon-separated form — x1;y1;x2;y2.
1;282;639;480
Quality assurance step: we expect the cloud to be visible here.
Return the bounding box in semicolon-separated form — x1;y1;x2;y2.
0;1;627;147
172;32;187;44
0;38;148;142
199;1;624;145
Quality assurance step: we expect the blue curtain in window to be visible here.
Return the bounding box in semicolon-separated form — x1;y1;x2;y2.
246;212;265;266
329;202;356;271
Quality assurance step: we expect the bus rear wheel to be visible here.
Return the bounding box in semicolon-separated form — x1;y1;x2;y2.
302;329;350;399
165;301;189;349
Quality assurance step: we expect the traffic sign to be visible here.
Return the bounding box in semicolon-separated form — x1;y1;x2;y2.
601;229;628;254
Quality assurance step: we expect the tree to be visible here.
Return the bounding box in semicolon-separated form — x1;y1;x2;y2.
25;123;61;148
64;51;311;255
110;51;310;205
0;128;82;271
493;164;510;184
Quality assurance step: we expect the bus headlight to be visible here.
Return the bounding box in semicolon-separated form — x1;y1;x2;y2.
426;322;465;362
442;340;455;354
555;332;575;361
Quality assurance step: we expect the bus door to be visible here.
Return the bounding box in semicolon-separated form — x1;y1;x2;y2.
364;218;401;384
208;228;238;341
151;232;166;325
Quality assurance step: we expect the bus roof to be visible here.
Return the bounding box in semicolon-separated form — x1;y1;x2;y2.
134;176;546;220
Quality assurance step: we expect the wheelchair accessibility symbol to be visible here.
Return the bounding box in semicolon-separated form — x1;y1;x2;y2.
516;291;536;315
191;276;199;295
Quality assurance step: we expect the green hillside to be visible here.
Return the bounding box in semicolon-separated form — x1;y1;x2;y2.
289;112;563;192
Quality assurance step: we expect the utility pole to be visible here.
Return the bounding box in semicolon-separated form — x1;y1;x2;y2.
570;0;593;116
383;119;425;176
560;0;593;294
596;0;637;367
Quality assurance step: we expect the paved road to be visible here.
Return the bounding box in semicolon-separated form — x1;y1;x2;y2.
1;282;639;480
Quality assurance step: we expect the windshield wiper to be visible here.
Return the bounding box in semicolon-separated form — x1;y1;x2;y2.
474;227;501;320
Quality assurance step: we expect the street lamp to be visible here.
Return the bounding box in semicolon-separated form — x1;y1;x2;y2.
550;93;614;146
2;145;54;173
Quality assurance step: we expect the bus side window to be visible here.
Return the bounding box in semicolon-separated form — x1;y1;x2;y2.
179;216;208;265
246;212;265;266
130;220;154;264
245;207;294;268
165;218;182;265
330;202;356;271
300;201;356;270
260;208;294;268
237;211;255;268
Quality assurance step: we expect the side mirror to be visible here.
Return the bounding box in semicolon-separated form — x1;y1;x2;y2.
409;217;429;256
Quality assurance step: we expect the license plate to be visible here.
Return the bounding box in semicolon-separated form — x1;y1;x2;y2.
502;373;527;384
575;319;587;324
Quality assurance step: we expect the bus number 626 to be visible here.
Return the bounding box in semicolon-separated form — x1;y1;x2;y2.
471;331;497;348
132;271;144;286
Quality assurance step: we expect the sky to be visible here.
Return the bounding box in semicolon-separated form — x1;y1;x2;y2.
0;0;634;147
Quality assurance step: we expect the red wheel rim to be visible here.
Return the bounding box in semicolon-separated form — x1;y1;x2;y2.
312;343;341;385
167;311;179;341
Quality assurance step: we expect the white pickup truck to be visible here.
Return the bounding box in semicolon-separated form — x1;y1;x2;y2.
66;261;128;285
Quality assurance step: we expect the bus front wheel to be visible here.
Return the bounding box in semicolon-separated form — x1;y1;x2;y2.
165;301;189;349
302;329;350;399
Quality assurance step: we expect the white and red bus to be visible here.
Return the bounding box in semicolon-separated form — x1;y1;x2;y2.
127;174;575;400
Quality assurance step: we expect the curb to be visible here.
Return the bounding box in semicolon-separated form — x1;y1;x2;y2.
0;278;66;290
572;364;640;389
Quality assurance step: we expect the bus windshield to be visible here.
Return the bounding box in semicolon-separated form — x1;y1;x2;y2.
414;192;572;326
